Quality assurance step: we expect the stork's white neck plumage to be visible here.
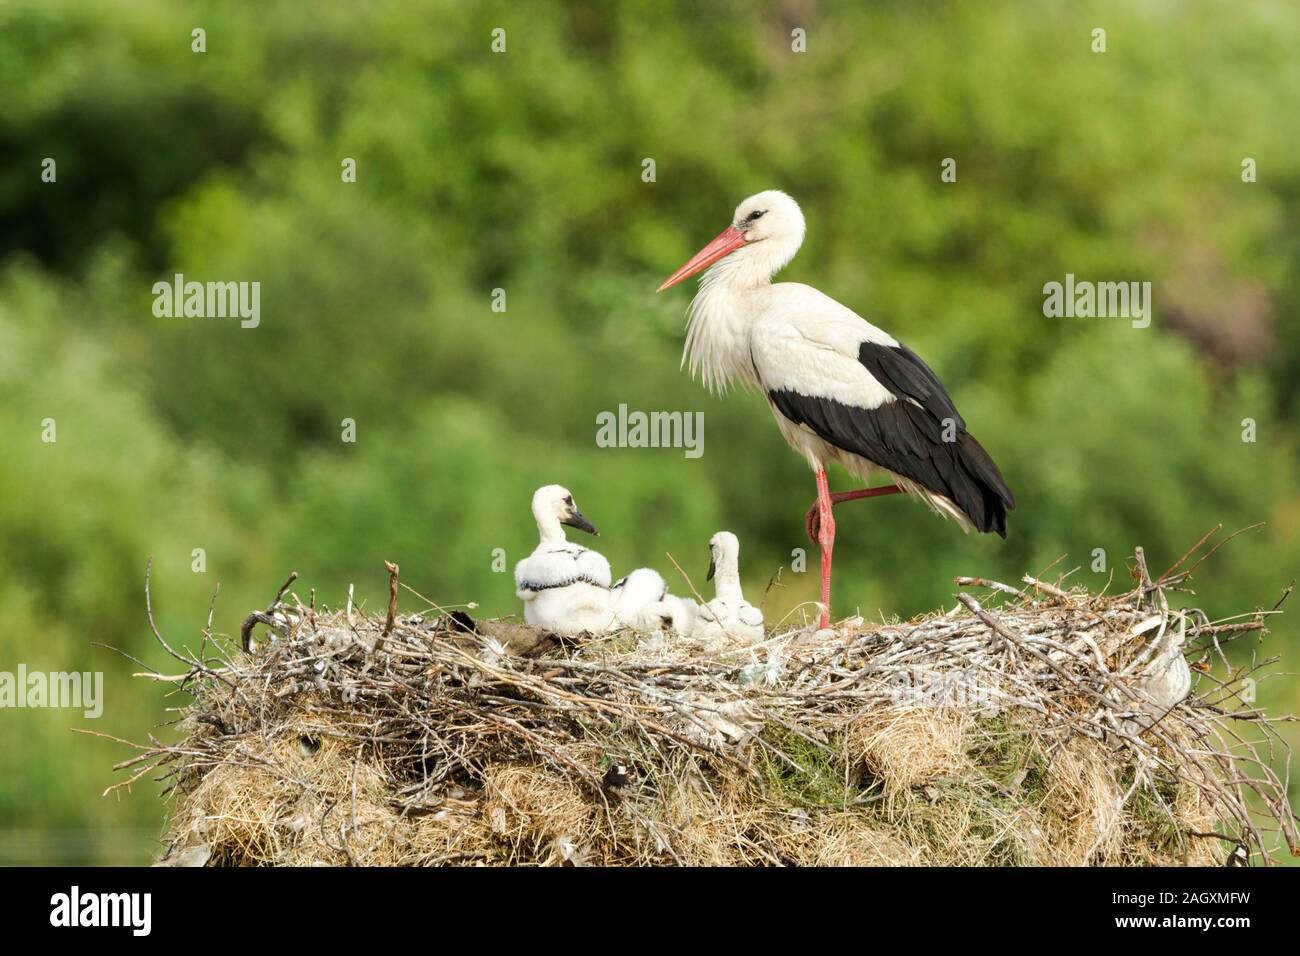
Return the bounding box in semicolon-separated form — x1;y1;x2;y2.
711;557;743;603
707;532;746;602
535;512;566;544
681;193;806;395
682;268;762;395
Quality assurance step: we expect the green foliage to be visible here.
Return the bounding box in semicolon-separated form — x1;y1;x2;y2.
1;0;1299;862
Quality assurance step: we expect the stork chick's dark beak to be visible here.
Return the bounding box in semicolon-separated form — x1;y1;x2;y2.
706;553;716;581
562;507;599;536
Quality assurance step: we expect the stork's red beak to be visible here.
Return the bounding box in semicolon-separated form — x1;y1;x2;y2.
657;226;749;292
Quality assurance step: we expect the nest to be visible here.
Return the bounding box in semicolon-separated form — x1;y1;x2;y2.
116;542;1298;866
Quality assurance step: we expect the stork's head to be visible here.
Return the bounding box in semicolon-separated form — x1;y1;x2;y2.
531;484;598;536
658;190;806;292
705;530;741;581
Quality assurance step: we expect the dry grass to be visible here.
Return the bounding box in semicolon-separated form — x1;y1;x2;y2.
850;708;972;799
110;542;1298;867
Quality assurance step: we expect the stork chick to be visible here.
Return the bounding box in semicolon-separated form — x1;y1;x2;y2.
514;485;614;635
610;567;668;626
637;593;700;637
1127;620;1193;733
689;531;764;645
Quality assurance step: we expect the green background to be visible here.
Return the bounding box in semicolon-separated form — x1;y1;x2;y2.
2;0;1298;864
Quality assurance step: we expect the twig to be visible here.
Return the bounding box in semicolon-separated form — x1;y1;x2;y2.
379;560;400;650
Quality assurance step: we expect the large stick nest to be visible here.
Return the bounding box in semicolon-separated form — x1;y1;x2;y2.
116;541;1298;866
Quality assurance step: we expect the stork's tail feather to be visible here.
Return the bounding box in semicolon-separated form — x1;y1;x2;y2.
954;432;1016;537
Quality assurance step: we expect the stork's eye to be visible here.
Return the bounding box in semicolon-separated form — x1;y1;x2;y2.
564;496;574;506
746;210;767;223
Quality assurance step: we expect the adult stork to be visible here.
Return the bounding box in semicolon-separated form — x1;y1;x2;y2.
657;190;1014;629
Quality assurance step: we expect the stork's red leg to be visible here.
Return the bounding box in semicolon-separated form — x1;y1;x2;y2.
805;484;904;544
815;467;836;629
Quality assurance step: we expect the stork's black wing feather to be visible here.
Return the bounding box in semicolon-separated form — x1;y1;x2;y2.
857;342;965;430
768;342;1015;536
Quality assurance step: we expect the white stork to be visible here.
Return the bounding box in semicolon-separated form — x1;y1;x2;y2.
658;190;1015;629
